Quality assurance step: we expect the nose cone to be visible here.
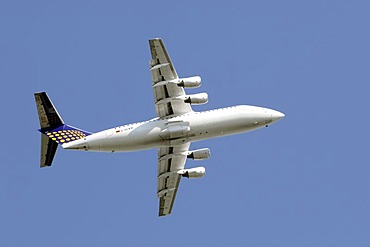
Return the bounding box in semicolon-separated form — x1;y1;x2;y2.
271;109;285;121
265;108;285;124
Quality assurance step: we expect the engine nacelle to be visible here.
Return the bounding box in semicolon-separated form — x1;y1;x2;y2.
180;167;206;179
187;148;211;160
177;76;202;88
183;93;208;105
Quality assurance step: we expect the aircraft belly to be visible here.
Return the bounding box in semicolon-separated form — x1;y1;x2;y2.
87;123;164;152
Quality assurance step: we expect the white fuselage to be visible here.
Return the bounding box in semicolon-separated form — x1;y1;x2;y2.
62;105;284;152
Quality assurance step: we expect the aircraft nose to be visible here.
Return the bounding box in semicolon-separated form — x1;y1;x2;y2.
265;108;285;123
271;109;285;121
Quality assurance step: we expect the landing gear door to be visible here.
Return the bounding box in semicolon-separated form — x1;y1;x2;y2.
160;122;190;140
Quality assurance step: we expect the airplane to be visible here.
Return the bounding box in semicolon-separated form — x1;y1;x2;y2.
34;38;285;217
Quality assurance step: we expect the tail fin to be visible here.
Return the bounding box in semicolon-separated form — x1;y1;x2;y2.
34;92;91;167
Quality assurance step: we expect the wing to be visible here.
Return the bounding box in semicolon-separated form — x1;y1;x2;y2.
157;142;190;216
149;38;192;118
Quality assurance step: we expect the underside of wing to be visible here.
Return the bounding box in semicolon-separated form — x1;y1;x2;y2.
149;38;193;118
157;143;190;216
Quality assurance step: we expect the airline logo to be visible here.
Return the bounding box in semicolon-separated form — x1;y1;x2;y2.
40;124;91;145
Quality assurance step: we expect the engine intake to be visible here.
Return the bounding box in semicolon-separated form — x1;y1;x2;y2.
187;148;211;160
183;93;208;105
177;76;202;88
180;167;206;178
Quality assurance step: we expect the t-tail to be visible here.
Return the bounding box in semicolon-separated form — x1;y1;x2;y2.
34;92;92;167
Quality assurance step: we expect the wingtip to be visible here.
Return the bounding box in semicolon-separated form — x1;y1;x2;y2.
149;38;162;42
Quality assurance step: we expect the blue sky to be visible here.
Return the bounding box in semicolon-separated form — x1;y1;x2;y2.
1;0;370;246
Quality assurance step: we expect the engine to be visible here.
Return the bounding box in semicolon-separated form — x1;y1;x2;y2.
187;148;211;160
183;93;208;105
180;167;206;178
177;76;202;88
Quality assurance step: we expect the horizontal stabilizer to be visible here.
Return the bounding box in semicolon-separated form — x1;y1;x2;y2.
40;124;92;145
40;134;58;167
